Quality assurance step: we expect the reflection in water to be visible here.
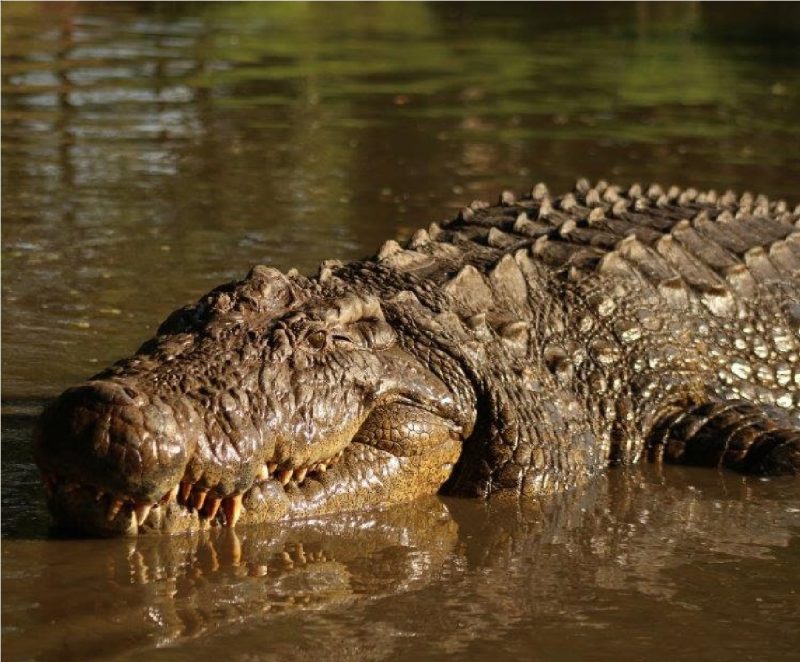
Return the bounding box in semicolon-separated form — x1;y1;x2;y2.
3;3;800;660
3;458;799;660
4;497;458;660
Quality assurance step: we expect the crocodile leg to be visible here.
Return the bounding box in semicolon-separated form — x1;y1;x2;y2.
647;400;800;475
351;403;463;459
278;403;464;520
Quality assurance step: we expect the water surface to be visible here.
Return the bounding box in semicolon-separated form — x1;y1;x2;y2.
3;3;799;659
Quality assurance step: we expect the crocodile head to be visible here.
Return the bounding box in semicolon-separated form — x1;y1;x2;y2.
34;266;470;536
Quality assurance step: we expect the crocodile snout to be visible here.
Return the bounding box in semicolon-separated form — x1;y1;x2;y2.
35;380;191;526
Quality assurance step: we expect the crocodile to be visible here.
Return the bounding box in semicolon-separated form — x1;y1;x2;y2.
34;179;800;536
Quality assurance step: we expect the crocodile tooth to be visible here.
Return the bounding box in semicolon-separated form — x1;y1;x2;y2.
165;485;179;502
134;503;152;526
222;494;243;527
257;464;270;481
95;490;105;501
294;466;308;483
107;498;125;521
179;482;192;504
267;462;278;474
278;469;293;486
204;496;222;520
317;463;327;473
192;489;208;510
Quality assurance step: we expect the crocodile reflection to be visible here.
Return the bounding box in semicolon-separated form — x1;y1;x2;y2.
107;497;458;623
16;468;799;660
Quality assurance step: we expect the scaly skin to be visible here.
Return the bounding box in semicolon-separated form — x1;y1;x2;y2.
34;179;800;536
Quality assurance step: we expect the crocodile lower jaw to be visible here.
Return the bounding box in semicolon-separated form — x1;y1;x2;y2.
43;436;461;536
43;444;348;536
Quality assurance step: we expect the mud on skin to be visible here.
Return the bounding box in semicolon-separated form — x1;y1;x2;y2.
34;179;800;536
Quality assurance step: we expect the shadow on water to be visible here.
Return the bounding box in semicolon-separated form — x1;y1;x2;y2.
3;2;800;660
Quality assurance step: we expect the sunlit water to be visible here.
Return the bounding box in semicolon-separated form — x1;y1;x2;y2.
2;3;799;659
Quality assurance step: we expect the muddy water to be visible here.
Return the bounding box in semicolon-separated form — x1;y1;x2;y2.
2;3;799;660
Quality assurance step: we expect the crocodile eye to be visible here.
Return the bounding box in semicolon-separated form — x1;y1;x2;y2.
306;330;327;350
